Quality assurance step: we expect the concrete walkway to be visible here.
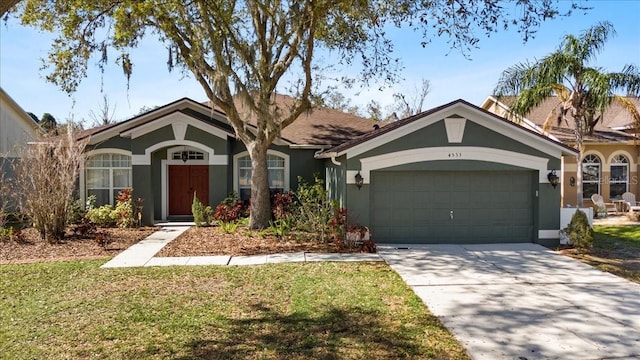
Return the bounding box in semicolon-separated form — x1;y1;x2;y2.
377;243;640;360
101;225;383;268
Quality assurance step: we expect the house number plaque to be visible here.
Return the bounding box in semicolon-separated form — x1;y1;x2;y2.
447;152;462;158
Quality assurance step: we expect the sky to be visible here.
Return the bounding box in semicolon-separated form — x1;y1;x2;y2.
1;0;639;127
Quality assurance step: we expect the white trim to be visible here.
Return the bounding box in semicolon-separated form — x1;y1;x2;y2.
348;146;550;184
81;149;133;206
121;111;231;140
232;150;290;194
88;98;228;145
161;160;167;220
166;145;208;163
342;102;572;160
172;122;188;141
132;140;227;166
583;150;606;164
444;117;466;143
607;150;635;167
538;230;560;239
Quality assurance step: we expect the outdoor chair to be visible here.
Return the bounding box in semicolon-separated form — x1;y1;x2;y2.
591;194;618;217
621;192;640;212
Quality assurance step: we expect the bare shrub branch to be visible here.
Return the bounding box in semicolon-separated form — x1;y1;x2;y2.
11;125;87;243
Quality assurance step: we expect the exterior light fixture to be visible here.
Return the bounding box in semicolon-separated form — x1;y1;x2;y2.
569;176;576;187
181;150;189;163
355;172;364;189
547;170;560;188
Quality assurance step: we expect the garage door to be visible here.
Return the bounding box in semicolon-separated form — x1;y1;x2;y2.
371;171;534;244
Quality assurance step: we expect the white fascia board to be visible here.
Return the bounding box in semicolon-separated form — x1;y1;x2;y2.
456;106;570;158
121;111;232;140
88;98;229;144
342;102;572;160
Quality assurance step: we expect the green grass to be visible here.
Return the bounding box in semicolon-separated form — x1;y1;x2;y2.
581;225;640;283
593;225;640;250
0;261;469;359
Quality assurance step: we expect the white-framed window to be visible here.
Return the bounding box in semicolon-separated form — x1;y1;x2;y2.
235;151;289;201
85;153;132;206
582;154;601;200
171;150;204;161
609;154;629;199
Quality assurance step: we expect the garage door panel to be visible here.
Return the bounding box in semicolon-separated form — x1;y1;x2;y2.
371;171;533;244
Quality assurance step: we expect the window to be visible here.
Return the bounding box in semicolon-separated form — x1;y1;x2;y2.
610;154;629;199
582;154;601;200
237;153;287;201
86;153;132;206
171;150;204;161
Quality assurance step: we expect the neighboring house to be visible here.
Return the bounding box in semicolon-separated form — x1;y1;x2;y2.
481;96;639;210
0;87;43;177
80;96;575;246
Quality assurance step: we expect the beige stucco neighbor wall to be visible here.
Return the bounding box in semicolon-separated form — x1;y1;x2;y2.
561;144;640;208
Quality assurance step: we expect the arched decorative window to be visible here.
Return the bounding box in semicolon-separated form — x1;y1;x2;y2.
610;154;629;199
85;153;132;206
582;154;601;200
235;152;288;201
171;150;204;161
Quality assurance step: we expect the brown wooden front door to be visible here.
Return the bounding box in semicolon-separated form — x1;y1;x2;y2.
168;165;209;215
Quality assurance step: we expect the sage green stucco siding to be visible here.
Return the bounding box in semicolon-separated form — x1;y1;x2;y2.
339;114;565;245
184;126;228;154
132;126;175;154
209;165;228;206
132;164;154;225
86;137;130;153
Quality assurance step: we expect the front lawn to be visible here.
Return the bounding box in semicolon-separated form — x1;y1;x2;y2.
564;225;640;283
0;260;469;359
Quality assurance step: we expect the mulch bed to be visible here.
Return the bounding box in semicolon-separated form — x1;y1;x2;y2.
1;225;374;264
0;227;157;264
156;226;367;257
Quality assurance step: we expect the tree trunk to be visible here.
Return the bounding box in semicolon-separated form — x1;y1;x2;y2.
248;144;272;229
574;118;585;208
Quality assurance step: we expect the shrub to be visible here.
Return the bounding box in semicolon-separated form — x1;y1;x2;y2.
219;221;240;234
67;197;86;225
291;175;337;242
260;218;292;238
626;211;640;222
191;193;212;227
560;209;593;251
328;207;348;241
114;189;134;228
86;205;118;227
85;189;137;228
213;192;245;223
272;191;294;220
9;128;86;243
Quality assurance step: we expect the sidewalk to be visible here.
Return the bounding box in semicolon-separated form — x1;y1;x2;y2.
101;224;383;268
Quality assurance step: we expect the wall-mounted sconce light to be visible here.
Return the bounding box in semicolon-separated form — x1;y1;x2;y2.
355;172;364;189
569;176;576;187
181;150;189;163
547;170;560;188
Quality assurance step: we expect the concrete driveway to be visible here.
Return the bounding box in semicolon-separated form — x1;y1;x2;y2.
378;243;640;360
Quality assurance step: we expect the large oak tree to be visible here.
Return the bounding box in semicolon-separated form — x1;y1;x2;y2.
11;0;586;228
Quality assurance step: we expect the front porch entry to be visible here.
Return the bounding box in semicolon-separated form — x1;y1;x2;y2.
168;165;209;215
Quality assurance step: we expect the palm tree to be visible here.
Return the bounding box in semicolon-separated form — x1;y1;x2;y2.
494;21;640;207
